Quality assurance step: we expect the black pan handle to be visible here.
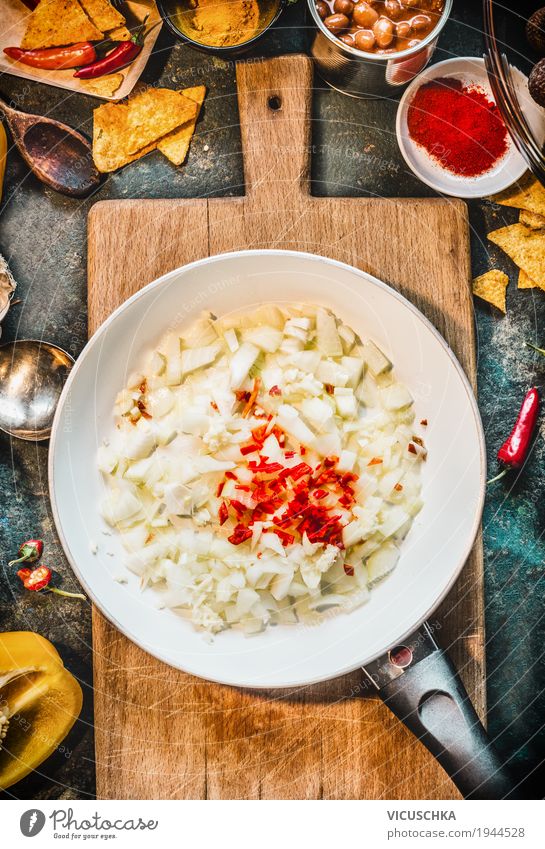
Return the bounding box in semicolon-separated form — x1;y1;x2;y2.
362;623;521;799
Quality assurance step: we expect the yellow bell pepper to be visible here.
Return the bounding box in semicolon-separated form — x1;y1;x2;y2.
0;632;83;790
0;122;6;204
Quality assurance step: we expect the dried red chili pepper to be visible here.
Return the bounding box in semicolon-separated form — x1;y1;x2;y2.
4;42;96;70
9;539;43;566
488;387;540;484
218;502;228;525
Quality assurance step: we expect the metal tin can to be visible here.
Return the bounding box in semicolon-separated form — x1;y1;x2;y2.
309;0;453;99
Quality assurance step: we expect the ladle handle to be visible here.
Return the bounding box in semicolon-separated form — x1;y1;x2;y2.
0;94;16;120
362;623;521;800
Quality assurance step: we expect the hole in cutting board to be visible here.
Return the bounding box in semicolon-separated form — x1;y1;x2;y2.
268;95;282;111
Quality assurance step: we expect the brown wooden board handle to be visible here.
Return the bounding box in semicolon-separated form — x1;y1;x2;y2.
235;55;312;203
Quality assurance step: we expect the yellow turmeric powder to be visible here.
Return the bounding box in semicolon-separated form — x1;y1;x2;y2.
176;0;274;48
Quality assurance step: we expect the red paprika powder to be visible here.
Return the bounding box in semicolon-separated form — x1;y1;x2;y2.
407;77;509;177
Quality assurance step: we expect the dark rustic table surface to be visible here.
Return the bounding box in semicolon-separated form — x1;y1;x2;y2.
1;0;544;800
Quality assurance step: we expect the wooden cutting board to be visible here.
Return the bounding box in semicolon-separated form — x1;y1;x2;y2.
88;54;484;800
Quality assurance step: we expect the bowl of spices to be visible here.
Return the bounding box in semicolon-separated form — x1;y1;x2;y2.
396;57;528;198
157;0;284;54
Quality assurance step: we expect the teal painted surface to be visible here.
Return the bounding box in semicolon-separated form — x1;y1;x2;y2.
0;0;543;798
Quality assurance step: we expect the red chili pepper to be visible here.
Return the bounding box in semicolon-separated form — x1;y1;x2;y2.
269;385;282;396
218;501;228;525
488;387;540;484
344;563;355;577
17;565;51;591
73;20;149;79
4;43;96;70
9;538;43;566
16;565;85;599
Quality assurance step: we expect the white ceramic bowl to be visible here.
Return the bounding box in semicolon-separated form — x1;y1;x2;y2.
49;250;485;688
396;57;531;198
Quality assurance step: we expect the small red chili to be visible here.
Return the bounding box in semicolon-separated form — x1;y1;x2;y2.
488;387;540;484
9;538;44;566
17;565;51;591
344;564;355;576
218;502;229;525
269;385;282;396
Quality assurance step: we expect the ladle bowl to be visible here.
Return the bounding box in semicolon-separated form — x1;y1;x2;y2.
0;339;74;441
0;95;101;198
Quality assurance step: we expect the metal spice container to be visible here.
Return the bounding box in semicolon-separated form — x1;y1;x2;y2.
308;0;453;99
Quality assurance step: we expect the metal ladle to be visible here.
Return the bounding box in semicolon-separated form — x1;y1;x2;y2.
0;340;74;441
0;95;101;198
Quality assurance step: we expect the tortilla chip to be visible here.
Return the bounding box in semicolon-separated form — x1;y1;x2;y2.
107;24;132;40
78;0;125;31
21;0;103;48
472;270;509;313
518;270;539;289
93;88;198;172
488;223;545;289
492;173;545;217
80;72;124;99
157;86;206;166
519;209;545;230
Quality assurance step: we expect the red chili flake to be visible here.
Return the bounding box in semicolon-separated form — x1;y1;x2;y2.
235;484;251;492
408;443;418;455
341;472;358;485
251;424;268;443
285;450;296;459
269;385;282;396
412;435;424;446
216;481;225;497
300;446;306;455
249;460;284;474
235;389;251;402
344;563;355;577
241;443;260;455
367;457;383;466
210;401;219;412
312;489;328;500
225;471;238;480
394;483;404;492
228;524;252;545
242;378;261;418
288;462;312;481
229;499;247;516
420;419;428;426
324;383;334;395
271;528;295;546
218;502;229;525
338;494;353;508
137;400;152;420
324;456;339;468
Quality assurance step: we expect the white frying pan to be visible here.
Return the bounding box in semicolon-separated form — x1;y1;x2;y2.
49;250;516;799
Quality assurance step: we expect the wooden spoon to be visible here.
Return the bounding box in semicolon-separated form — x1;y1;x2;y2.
0;95;101;198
